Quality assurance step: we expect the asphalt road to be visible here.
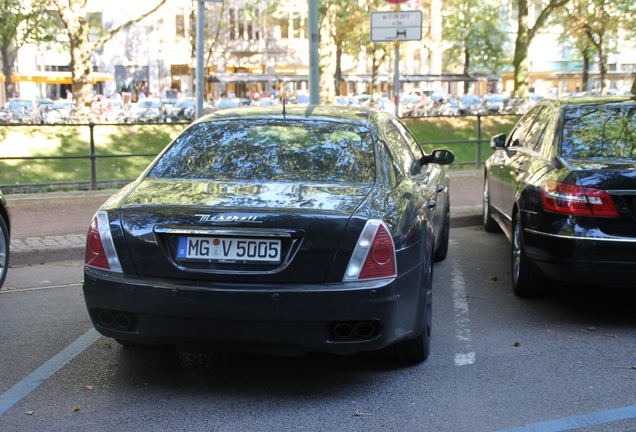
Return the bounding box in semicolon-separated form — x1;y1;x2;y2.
1;227;635;431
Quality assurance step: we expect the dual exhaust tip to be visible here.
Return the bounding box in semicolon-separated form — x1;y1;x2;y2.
94;309;137;331
331;320;381;340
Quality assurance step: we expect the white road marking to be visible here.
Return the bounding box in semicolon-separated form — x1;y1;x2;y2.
0;328;100;415
451;265;476;366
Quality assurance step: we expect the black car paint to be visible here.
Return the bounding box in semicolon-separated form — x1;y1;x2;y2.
0;188;9;288
484;96;636;291
83;105;452;358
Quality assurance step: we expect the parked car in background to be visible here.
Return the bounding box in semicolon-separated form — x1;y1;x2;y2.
130;98;167;123
169;98;197;121
83;105;454;362
215;97;252;111
483;95;636;297
1;99;37;124
459;94;483;115
0;188;10;288
162;96;179;119
481;94;509;114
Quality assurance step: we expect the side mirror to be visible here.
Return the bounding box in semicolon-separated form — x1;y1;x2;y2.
490;133;506;149
421;149;454;165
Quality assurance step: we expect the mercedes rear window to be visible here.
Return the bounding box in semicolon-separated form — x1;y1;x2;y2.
561;104;636;160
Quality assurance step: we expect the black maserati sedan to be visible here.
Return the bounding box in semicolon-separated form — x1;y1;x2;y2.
484;95;636;297
83;105;454;362
0;188;9;288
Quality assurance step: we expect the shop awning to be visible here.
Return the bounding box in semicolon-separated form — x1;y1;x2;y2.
4;71;113;84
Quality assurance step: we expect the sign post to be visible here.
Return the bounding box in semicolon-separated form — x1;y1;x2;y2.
370;6;422;117
195;0;223;119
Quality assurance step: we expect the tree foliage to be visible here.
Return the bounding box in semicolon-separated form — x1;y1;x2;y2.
442;0;509;92
512;0;569;98
560;0;636;93
51;0;167;109
0;0;63;99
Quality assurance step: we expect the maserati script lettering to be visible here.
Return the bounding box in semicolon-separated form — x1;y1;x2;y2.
195;214;261;223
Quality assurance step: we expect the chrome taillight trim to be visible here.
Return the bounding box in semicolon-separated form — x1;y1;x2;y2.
343;219;396;281
96;211;123;273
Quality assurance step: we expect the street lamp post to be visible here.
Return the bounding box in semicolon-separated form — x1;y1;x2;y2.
194;0;223;119
308;0;319;105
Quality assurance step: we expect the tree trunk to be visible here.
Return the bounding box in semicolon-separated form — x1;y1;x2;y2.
581;48;589;92
598;35;607;94
463;44;470;94
1;44;15;100
334;42;343;96
53;1;93;109
513;0;530;98
70;38;94;108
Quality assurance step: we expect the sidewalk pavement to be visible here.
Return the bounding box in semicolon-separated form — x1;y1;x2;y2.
7;170;483;266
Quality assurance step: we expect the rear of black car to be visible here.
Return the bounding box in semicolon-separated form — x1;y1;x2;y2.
83;108;434;360
520;98;636;286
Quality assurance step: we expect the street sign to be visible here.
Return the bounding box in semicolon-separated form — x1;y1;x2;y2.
371;11;422;42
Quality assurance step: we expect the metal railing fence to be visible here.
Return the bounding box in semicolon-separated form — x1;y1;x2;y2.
0;115;520;194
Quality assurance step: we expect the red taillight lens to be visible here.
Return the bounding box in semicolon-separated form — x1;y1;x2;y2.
85;217;111;270
84;211;123;272
344;220;397;281
542;181;617;217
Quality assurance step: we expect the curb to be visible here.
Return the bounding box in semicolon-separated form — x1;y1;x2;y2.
11;244;86;266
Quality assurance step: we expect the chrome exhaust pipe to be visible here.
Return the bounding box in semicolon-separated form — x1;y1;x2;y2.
98;310;115;327
354;321;377;338
332;322;354;339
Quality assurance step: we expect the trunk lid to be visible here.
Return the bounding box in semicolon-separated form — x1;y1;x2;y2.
568;160;636;237
116;179;373;282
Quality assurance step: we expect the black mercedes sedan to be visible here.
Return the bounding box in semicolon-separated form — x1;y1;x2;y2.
83;105;454;362
0;188;9;288
484;95;636;297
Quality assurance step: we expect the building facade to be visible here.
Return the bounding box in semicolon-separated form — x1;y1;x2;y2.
4;0;635;104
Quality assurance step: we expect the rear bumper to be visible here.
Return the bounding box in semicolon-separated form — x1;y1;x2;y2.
83;266;426;356
524;228;636;285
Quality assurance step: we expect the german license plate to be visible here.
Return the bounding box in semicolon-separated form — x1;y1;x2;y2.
176;236;281;264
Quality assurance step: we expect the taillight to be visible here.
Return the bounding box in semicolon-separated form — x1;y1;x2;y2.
85;211;123;272
542;181;617;217
344;220;397;281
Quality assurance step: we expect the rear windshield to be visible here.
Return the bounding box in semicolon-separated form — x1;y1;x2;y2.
561;105;636;160
149;119;375;183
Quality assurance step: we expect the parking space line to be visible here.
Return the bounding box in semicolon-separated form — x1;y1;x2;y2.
451;265;476;366
497;404;636;432
0;328;100;415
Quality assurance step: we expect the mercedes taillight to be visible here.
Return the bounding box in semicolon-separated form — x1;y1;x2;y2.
542;181;617;217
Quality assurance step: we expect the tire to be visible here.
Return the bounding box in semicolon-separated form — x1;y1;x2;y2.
511;212;543;297
483;177;500;233
0;214;9;288
385;252;433;363
434;199;450;262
